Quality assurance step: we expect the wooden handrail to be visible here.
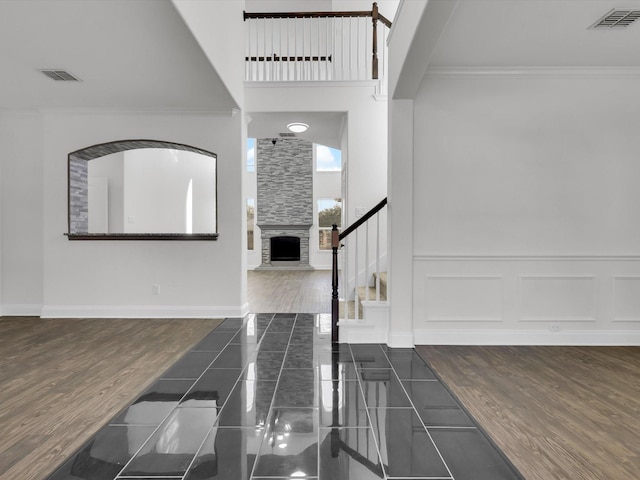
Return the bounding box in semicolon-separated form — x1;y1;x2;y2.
244;11;374;20
339;197;387;240
245;55;332;62
244;3;391;81
242;4;392;25
377;12;392;29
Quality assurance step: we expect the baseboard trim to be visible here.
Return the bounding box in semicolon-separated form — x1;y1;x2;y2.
239;302;250;318
338;319;387;344
414;329;640;346
1;304;42;316
388;330;415;348
40;305;244;319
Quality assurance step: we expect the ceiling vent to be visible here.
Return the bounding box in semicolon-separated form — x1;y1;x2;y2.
279;132;297;138
590;9;640;28
40;70;81;81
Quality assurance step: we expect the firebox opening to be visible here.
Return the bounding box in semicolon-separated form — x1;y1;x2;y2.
271;236;301;262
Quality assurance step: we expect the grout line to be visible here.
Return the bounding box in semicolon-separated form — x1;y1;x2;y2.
424;426;478;430
180;313;274;480
380;346;456;480
114;316;249;480
248;313;297;480
348;344;389;479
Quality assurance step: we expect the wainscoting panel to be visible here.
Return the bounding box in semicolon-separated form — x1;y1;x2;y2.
518;276;596;322
613;276;640;322
424;276;503;322
413;256;640;345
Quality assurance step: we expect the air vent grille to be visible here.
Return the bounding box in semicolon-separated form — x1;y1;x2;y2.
591;9;640;28
40;70;81;81
279;132;297;138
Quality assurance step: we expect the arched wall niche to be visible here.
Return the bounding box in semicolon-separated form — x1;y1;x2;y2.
67;139;218;240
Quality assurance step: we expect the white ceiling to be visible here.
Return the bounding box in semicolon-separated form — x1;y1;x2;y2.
248;112;346;148
429;0;640;68
5;1;629;114
0;0;236;110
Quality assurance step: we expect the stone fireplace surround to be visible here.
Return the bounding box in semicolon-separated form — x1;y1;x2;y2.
256;138;314;270
258;226;313;269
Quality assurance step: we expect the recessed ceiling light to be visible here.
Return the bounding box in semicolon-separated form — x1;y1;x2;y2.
287;122;309;133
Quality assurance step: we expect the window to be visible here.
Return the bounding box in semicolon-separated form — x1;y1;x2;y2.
247;198;255;250
247;138;256;172
318;198;342;250
315;144;341;172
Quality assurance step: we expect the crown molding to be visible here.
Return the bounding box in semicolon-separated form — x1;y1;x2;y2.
37;106;239;116
425;66;640;79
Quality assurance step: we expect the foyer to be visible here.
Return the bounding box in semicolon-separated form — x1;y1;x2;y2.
1;271;638;479
46;313;523;480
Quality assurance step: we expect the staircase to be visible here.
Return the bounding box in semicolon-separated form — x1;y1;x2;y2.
340;272;387;319
331;198;389;343
356;272;387;316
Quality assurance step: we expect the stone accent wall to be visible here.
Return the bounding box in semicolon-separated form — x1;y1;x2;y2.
257;138;313;225
256;138;313;268
69;158;88;233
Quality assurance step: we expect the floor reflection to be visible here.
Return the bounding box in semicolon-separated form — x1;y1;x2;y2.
46;313;523;480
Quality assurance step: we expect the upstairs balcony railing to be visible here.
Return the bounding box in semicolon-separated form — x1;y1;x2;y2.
244;2;392;85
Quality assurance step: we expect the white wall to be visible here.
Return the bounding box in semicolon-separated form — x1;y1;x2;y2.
412;73;640;345
40;110;246;318
0;111;43;315
172;0;245;109
0;116;3;311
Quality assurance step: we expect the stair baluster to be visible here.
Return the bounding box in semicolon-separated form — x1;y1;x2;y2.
331;197;387;342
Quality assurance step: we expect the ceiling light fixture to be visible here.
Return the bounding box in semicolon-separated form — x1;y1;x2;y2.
287;122;309;133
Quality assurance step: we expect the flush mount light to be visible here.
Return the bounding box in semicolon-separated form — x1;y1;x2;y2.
287;122;309;133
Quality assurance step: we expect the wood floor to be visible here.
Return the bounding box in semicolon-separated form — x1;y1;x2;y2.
247;269;331;313
0;317;221;480
418;345;640;480
2;273;639;479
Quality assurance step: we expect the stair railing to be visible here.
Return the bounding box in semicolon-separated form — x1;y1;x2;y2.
244;2;392;84
331;197;387;342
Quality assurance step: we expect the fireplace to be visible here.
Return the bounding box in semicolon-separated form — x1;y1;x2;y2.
270;236;300;261
255;138;313;270
257;226;313;270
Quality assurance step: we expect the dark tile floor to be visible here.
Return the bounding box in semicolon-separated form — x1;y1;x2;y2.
47;313;523;480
